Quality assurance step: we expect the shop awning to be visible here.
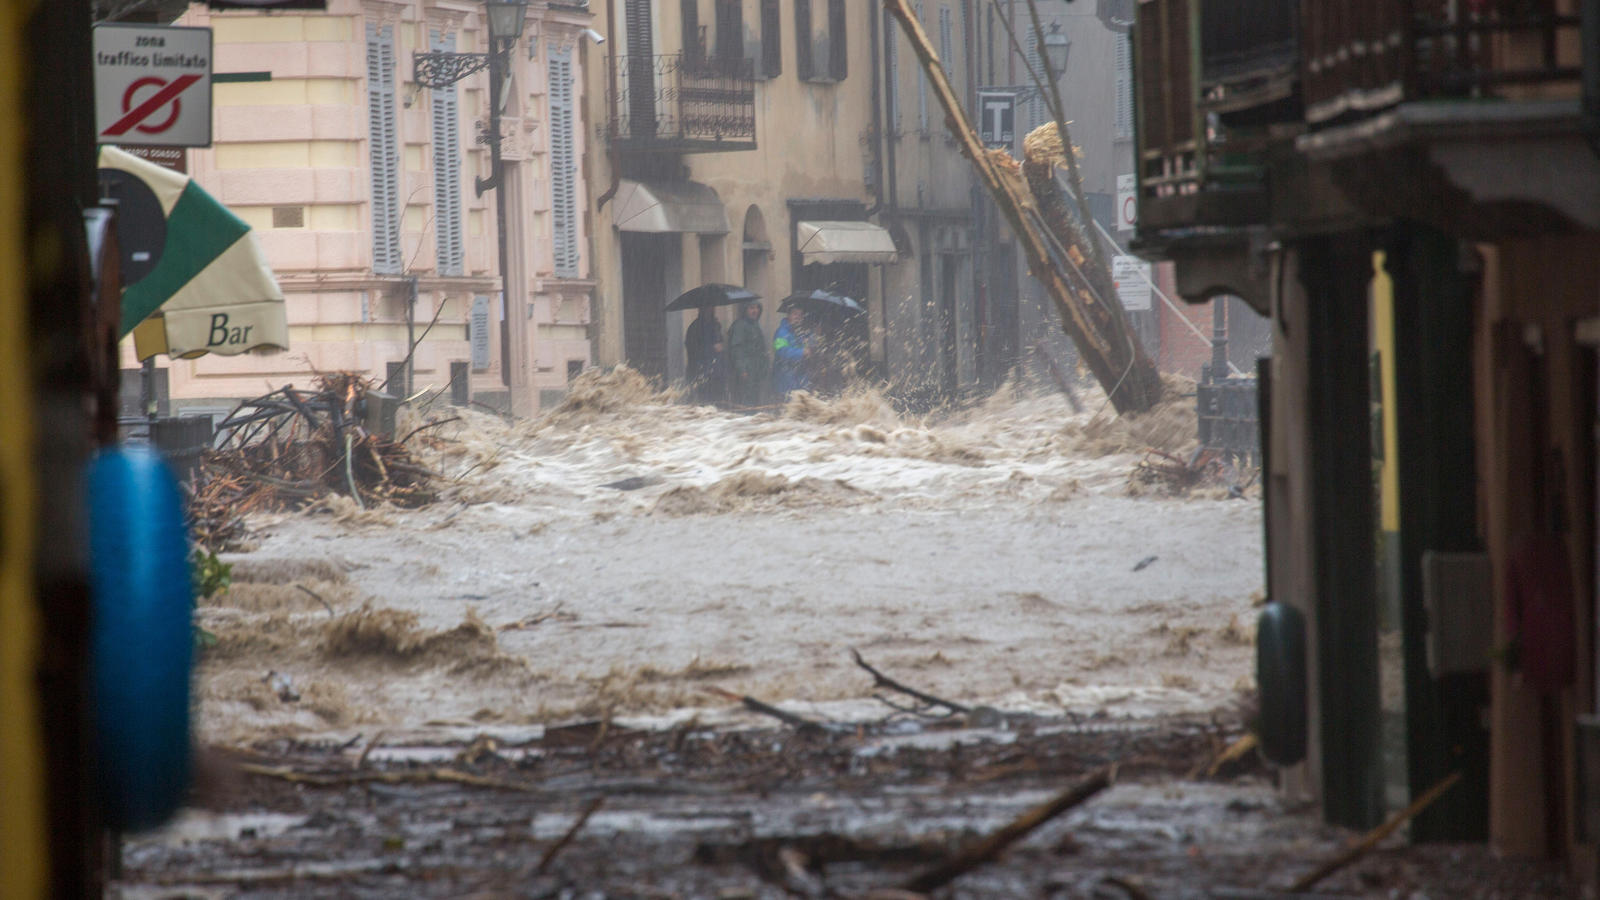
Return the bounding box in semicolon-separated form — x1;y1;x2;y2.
613;179;730;234
795;220;898;265
99;145;288;361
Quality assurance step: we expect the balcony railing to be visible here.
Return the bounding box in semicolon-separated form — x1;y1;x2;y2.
1304;0;1584;124
607;53;757;153
1135;0;1275;236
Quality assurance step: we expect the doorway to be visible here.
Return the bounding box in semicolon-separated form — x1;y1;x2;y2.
622;232;675;380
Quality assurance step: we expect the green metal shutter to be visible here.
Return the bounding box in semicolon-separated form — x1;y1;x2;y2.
430;30;464;277
367;22;401;276
548;45;579;279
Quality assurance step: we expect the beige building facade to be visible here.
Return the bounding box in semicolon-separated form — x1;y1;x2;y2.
123;0;594;418
583;0;994;398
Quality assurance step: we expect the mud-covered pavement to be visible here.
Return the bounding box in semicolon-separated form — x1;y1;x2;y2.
114;372;1571;897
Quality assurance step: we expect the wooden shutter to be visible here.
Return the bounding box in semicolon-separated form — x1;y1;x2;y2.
794;0;812;80
430;30;463;277
681;0;701;66
625;0;657;138
1024;24;1045;129
885;8;899;132
715;0;743;70
1114;31;1133;140
548;44;579;279
938;6;952;73
915;1;928;132
760;0;780;76
828;0;847;80
367;22;401;276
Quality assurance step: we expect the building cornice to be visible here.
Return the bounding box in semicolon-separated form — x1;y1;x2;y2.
278;273;503;294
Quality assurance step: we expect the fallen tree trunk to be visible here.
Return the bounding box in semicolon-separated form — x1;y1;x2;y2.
882;0;1162;414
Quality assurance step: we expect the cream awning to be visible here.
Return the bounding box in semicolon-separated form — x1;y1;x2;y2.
795;220;899;265
612;179;730;234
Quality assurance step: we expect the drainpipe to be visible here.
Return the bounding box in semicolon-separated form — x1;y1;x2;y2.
867;3;885;217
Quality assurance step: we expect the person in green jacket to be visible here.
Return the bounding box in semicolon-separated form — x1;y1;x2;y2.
726;299;769;406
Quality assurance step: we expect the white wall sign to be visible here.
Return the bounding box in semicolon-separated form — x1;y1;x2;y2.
1113;255;1152;311
1116;173;1137;232
470;296;491;371
94;24;212;148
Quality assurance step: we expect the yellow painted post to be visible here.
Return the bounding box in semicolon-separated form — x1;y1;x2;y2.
0;2;44;897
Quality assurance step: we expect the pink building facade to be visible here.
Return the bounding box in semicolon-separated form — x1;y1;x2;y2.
122;0;594;418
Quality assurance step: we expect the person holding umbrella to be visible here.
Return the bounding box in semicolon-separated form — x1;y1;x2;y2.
684;305;726;404
727;299;768;406
771;306;811;398
664;284;759;405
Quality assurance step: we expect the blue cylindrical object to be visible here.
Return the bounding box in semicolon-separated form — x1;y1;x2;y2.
87;444;194;831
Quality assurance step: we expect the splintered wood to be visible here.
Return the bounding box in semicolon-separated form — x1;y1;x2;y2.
189;372;438;549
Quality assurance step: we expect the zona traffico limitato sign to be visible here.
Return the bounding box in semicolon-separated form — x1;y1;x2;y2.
94;24;213;148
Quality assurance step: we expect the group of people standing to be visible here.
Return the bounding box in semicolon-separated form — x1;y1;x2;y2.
685;302;815;406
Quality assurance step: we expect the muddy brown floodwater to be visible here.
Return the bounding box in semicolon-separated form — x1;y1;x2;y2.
113;371;1572;897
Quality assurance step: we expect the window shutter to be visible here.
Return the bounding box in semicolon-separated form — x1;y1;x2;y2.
760;0;780;76
367;22;401;276
681;0;701;66
827;0;846;80
794;0;812;80
938;6;952;75
430;30;464;277
915;1;928;132
715;0;743;70
1114;32;1133;140
885;10;899;132
1024;24;1045;129
548;44;579;279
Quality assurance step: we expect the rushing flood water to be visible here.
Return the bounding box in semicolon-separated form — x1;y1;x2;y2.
196;369;1262;744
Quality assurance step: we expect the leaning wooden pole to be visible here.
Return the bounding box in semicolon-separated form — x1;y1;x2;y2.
882;0;1162;414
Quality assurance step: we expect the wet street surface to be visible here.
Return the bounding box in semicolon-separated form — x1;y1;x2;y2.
118;373;1571;897
116;715;1569;898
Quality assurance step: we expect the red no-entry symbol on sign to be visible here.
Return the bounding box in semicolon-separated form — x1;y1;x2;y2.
103;74;202;137
94;24;213;147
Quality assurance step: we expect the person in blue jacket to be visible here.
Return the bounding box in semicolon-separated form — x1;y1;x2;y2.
772;306;811;398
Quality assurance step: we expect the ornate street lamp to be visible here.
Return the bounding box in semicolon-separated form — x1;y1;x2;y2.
1042;23;1071;78
413;0;528;407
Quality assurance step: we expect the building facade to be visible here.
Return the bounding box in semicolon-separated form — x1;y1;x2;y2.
1133;0;1600;882
584;0;1017;400
122;0;594;418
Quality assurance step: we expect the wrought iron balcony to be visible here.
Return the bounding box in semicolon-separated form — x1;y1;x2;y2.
1304;0;1584;125
607;53;757;153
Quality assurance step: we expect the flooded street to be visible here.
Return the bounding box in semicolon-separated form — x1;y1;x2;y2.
193;370;1261;743
116;373;1569;897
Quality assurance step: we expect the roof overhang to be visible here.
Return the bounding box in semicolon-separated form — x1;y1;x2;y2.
613;179;730;234
795;220;898;265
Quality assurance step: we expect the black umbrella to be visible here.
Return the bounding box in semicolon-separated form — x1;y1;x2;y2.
664;283;761;312
778;289;865;317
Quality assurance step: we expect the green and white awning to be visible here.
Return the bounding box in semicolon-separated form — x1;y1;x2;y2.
99;145;288;360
